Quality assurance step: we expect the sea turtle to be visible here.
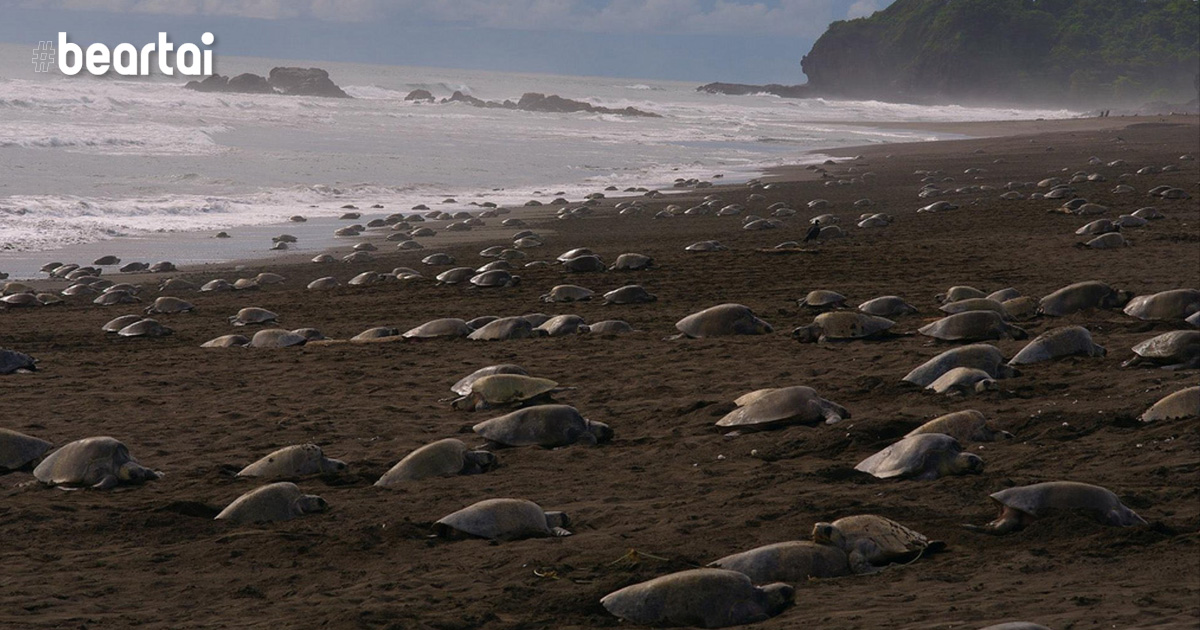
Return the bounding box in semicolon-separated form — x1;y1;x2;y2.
93;290;140;306
541;285;595;303
939;298;1009;318
117;318;172;338
811;514;941;574
451;374;569;411
799;290;847;310
1009;326;1106;365
536;314;589;336
351;327;401;342
144;296;194;315
610;253;654;271
903;344;1016;386
707;541;851;583
237;444;347;478
0;349;37;374
987;288;1022;302
201;334;251;348
33;436;160;489
291;328;325;342
963;481;1146;535
404;318;472;339
229;307;278;326
201;279;233;292
858;296;918;317
233;278;260;291
674;304;773;338
255;272;286;285
936;286;987;303
556;247;594;262
603;285;656;305
906;410;1012;442
348;271;381;286
685;240;726;252
854;433;984;480
792;311;896;343
927;367;998;395
1080;232;1128;249
716;386;848;432
1122;289;1200;321
102;314;144;333
1076;219;1117;236
587;320;635;335
434;498;571;540
470;270;519;288
435;267;476;285
249;329;307;348
375;438;498;486
214;482;328;525
450;364;529;396
1122;331;1200;369
918;312;1027;342
1001;297;1040;321
1139;386;1199;422
421;253;456;266
600;569;794;628
307;276;340;290
1039;281;1130;316
0;428;53;472
563;255;606;273
473;404;612;447
467;316;541;341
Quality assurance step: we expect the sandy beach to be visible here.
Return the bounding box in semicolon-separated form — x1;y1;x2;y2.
1;115;1198;630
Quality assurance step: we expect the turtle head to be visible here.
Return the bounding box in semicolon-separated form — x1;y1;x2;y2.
586;420;614;445
508;275;521;287
791;324;822;343
465;450;498;473
973;378;998;394
811;522;844;547
296;494;329;515
954;452;985;475
320;457;348;473
119;462;161;484
1111;289;1134;307
760;582;795;614
544;511;570;530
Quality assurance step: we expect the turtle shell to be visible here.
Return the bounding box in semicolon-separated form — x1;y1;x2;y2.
854;433;968;479
434;498;559;540
717;386;847;428
469;374;559;405
1140;386;1200;422
708;541;851;583
1123;289;1200;321
0;428;52;471
1131;330;1200;361
812;311;895;340
822;514;932;562
404;318;471;339
902;344;1011;386
675;304;773;338
989;481;1145;526
215;482;327;524
451;364;528;396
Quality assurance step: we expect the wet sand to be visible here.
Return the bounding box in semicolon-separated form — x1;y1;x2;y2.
1;116;1198;630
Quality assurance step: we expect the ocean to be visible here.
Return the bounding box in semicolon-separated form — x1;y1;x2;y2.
0;43;1078;279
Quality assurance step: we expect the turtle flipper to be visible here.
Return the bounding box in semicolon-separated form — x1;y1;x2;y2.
92;474;120;490
848;551;880;575
551;527;572;537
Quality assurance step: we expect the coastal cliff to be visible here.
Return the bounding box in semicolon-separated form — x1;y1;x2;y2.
706;0;1199;108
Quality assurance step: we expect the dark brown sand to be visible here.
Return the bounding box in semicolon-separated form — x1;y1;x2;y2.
1;116;1198;630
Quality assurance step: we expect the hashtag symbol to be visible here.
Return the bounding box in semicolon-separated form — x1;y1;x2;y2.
32;41;55;73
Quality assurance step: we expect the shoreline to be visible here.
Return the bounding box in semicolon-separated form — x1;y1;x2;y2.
4;113;1164;283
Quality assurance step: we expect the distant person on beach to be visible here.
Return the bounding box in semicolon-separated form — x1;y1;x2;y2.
804;219;822;243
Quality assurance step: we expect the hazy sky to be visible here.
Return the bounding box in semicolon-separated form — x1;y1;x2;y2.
2;0;893;82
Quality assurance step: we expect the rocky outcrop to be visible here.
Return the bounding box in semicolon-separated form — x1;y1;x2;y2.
439;91;660;118
404;89;435;102
185;67;351;98
268;67;350;98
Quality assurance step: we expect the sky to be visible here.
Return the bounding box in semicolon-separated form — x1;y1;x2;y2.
1;0;894;83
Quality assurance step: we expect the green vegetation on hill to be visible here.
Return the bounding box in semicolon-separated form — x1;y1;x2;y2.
800;0;1200;106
